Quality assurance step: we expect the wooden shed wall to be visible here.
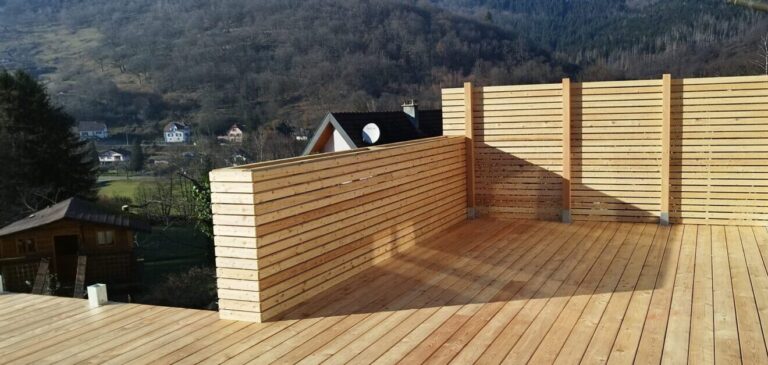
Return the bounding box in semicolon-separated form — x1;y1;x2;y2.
442;74;768;226
210;137;467;322
0;220;133;259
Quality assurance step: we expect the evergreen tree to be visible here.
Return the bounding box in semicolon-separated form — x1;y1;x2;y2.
87;140;100;167
129;140;145;172
0;70;98;225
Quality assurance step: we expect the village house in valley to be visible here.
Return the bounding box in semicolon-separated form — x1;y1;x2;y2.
77;121;108;140
303;101;442;154
163;122;192;143
0;197;149;293
217;123;245;143
97;149;130;165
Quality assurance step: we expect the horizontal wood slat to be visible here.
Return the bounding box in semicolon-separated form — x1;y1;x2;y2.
670;76;768;226
445;74;768;225
210;137;468;322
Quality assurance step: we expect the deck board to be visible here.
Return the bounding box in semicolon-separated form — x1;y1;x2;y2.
1;218;767;364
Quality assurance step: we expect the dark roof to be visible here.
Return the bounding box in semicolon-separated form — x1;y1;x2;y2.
0;198;151;237
331;109;442;147
164;122;190;132
99;148;130;156
78;121;107;132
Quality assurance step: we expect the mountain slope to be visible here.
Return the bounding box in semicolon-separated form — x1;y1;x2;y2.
0;0;563;134
1;0;765;136
432;0;768;78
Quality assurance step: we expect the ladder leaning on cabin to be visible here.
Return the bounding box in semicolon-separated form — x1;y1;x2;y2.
30;258;50;295
73;256;87;298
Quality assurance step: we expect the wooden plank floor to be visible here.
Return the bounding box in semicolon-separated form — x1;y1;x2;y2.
1;218;768;364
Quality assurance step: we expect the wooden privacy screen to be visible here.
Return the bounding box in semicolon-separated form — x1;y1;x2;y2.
443;74;768;226
444;83;565;220
671;76;768;225
573;79;663;223
209;137;467;322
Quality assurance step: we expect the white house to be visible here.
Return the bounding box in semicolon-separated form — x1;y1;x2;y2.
98;149;130;165
217;124;245;144
78;121;108;139
164;122;192;143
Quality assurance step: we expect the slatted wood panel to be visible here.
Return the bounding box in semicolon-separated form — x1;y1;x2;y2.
209;136;467;322
72;256;87;298
571;79;663;222
3;221;768;364
445;74;768;226
443;83;565;220
441;87;467;136
30;258;49;295
670;75;768;226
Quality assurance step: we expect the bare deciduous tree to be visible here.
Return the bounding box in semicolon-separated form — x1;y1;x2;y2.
755;33;768;75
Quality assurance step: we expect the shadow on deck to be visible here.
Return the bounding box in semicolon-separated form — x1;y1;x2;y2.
279;218;674;321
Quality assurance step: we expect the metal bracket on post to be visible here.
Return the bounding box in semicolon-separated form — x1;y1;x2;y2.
0;274;5;293
660;212;670;226
561;210;572;224
467;207;477;220
87;284;108;308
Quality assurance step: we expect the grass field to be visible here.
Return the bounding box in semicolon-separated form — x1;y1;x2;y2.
135;225;211;286
97;177;157;201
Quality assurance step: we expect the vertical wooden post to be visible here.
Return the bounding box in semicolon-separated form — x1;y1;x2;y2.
464;82;477;219
660;74;672;225
0;274;4;293
562;78;572;223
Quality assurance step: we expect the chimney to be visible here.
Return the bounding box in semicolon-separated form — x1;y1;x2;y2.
402;100;419;129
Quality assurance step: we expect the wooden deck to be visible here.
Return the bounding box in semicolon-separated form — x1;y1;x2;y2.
2;218;768;364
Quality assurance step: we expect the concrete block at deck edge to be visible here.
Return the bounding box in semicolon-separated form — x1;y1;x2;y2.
561;210;572;224
87;284;108;308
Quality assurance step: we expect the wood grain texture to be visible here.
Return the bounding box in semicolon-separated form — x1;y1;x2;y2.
562;78;572;216
2;219;767;364
465;82;476;215
209;136;468;322
448;74;768;225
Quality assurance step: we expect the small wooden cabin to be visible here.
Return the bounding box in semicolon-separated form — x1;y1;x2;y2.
0;198;150;293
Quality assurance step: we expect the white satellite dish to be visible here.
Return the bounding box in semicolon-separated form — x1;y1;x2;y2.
362;123;381;144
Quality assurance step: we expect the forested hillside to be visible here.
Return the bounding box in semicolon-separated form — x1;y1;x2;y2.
0;0;561;135
432;0;768;79
0;0;766;137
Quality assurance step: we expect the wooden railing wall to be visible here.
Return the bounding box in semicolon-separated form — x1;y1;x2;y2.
443;74;768;226
209;137;467;322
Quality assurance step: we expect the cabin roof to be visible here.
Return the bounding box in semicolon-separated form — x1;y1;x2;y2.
98;148;130;156
0;197;151;237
